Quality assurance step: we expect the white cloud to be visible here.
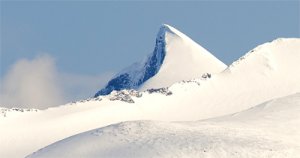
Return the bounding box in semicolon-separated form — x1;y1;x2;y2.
0;54;113;109
0;55;63;109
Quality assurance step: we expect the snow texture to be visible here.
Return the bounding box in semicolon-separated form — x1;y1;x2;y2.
27;93;300;158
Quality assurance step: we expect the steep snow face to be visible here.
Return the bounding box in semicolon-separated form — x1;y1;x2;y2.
95;24;226;96
27;93;300;158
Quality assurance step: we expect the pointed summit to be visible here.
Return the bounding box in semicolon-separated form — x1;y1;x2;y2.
158;24;191;39
156;24;178;39
94;24;226;96
140;24;227;90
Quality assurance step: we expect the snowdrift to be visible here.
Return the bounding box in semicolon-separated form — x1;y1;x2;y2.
28;93;300;158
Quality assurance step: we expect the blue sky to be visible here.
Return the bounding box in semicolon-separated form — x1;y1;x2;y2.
0;1;299;108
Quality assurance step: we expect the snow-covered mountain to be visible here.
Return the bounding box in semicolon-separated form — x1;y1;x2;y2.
0;38;299;158
27;93;300;158
95;24;226;96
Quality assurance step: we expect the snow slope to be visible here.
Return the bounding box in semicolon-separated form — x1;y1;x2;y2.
27;93;300;158
95;24;226;96
0;38;299;158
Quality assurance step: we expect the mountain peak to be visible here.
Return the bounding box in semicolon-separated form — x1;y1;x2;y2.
157;24;189;41
158;24;175;34
155;24;176;45
94;25;226;96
